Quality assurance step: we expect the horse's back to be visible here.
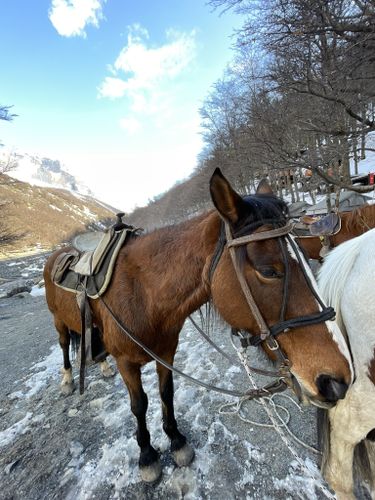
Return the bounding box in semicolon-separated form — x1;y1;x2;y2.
341;229;375;351
320;228;375;376
44;247;82;332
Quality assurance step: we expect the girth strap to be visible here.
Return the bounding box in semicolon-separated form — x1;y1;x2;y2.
76;278;94;395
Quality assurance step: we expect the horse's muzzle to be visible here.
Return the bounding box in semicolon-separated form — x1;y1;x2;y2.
316;374;349;404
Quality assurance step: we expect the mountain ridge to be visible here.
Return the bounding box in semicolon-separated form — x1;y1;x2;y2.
0;174;119;258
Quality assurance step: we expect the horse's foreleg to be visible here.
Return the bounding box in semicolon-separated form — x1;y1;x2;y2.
325;379;375;499
364;439;375;499
156;362;194;467
324;389;366;499
55;319;75;395
116;357;161;483
324;428;356;500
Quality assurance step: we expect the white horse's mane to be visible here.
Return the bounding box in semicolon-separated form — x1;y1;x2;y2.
318;230;373;332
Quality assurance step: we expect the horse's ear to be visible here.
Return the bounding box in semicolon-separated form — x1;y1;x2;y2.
209;168;247;224
256;179;273;195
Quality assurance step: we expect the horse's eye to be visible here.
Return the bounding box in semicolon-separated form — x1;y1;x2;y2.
257;267;282;279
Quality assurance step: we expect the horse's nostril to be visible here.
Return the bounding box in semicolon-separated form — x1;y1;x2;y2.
316;374;348;403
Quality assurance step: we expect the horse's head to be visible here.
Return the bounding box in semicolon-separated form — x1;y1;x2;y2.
209;168;353;408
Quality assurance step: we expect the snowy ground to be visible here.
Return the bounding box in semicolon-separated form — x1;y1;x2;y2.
0;254;369;499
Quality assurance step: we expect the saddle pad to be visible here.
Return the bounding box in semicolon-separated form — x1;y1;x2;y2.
309;213;341;236
53;227;132;298
73;231;105;252
73;230;114;276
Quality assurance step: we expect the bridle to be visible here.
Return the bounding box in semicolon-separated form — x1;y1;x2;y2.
208;217;336;396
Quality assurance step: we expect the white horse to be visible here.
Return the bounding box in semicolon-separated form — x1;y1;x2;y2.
318;228;375;499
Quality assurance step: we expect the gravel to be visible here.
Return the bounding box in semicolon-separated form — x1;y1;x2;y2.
0;253;369;499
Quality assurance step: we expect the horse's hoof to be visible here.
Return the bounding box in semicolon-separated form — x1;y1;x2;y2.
100;361;115;378
139;460;162;483
172;443;195;467
60;382;74;395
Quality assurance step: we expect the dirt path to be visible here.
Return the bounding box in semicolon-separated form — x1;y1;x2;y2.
0;254;368;500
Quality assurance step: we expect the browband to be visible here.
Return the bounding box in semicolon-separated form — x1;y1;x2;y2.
227;221;295;248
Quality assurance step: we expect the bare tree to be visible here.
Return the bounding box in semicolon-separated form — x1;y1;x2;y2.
208;0;375;193
0;104;21;249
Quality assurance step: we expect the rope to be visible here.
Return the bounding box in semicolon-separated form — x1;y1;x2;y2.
225;337;336;500
218;394;319;455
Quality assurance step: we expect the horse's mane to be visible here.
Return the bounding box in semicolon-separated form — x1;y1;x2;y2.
341;203;375;232
318;231;370;332
233;193;289;237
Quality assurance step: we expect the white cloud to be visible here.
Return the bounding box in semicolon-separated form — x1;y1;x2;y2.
119;117;141;135
49;0;105;38
99;77;128;99
98;24;196;113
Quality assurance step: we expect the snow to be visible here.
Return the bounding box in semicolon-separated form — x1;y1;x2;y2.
30;285;45;297
49;204;63;212
10;345;61;399
82;206;96;219
0;412;33;448
350;132;375;175
3;320;333;498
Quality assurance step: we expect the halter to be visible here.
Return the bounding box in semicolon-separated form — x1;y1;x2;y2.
210;218;336;393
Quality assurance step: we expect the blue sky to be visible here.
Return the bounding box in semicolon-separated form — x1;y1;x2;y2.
0;0;241;211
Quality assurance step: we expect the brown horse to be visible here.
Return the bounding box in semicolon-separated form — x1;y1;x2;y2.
44;169;352;483
297;203;375;260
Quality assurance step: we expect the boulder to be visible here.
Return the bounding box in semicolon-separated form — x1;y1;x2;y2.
0;279;34;299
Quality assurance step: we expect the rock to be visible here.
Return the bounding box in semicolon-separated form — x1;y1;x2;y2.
4;460;20;475
69;441;84;458
35;278;45;288
0;279;34;299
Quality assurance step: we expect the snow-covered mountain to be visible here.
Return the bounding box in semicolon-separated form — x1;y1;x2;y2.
2;150;92;195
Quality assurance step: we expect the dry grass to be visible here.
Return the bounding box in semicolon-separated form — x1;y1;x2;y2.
0;175;117;257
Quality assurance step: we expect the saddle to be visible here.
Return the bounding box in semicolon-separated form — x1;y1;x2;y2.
52;225;132;298
293;213;341;238
293;212;341;259
51;213;140;394
308;213;341;236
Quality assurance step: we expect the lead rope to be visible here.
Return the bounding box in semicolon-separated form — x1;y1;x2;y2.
220;338;336;500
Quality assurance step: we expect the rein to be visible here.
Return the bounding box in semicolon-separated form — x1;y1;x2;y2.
97;295;286;399
80;215;334;401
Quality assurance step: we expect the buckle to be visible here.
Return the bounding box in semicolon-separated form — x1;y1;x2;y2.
265;337;279;351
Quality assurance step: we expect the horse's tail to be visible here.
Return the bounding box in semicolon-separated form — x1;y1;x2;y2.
317;407;330;475
69;330;80;361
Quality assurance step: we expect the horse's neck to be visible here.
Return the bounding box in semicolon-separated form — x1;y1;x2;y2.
131;211;221;319
340;206;375;239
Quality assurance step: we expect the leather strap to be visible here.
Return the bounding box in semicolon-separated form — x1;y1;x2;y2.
225;223;271;336
227;221;294;248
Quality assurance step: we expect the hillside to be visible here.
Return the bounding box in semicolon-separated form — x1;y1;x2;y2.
0;174;118;257
2;149;93;195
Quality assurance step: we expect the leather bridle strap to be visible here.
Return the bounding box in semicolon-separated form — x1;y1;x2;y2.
227;221;295;247
225;222;336;349
224;222;295;339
